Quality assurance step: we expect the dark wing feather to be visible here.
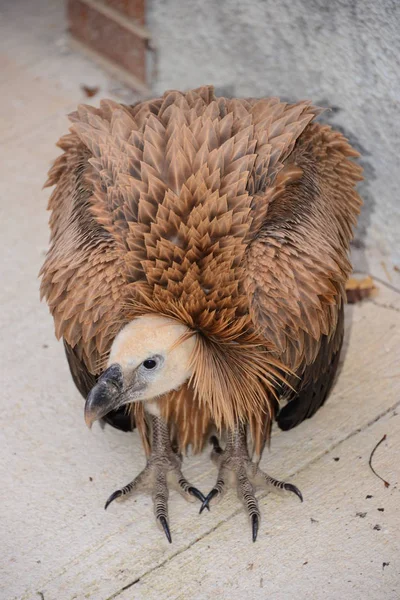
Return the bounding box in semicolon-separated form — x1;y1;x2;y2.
245;122;362;430
277;302;344;430
63;340;134;432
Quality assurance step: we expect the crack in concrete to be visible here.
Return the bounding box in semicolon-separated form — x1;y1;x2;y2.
370;300;400;314
107;398;400;600
107;578;140;599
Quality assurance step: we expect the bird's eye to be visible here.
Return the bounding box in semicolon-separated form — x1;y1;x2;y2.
143;359;157;370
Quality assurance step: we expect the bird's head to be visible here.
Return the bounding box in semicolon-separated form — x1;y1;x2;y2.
84;315;196;427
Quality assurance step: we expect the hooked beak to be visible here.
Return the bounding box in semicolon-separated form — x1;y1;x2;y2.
84;363;124;428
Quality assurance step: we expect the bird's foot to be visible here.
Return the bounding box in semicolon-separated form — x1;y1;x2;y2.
105;417;205;543
200;431;302;542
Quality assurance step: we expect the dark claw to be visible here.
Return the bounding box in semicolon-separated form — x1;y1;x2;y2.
199;488;219;514
159;516;172;543
251;513;259;542
104;489;122;510
188;486;208;507
210;436;223;454
284;483;303;502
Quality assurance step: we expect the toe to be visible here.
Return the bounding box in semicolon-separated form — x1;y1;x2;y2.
174;475;207;505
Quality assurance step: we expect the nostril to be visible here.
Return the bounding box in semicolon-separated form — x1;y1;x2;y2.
108;379;122;393
99;363;123;390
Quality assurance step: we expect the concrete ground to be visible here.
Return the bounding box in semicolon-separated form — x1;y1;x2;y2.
1;2;399;599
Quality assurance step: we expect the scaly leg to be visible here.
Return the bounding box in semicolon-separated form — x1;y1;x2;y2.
200;424;302;541
105;415;206;543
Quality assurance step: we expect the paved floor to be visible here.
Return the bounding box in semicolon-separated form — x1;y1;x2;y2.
1;2;399;599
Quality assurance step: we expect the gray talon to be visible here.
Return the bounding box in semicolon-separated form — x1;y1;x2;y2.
104;415;205;542
206;424;303;541
188;486;207;504
104;489;122;510
199;488;218;513
159;515;172;543
252;513;259;542
284;482;303;502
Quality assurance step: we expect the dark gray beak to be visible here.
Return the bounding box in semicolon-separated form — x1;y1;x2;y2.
84;364;124;428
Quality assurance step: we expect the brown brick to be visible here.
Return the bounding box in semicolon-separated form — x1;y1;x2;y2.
68;0;147;83
104;0;145;24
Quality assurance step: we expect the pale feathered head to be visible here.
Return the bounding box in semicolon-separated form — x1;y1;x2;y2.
84;315;196;425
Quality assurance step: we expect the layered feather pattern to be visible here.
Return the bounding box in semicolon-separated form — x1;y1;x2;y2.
41;86;362;453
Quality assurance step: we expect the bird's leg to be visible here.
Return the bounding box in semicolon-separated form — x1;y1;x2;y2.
201;424;302;541
105;415;206;543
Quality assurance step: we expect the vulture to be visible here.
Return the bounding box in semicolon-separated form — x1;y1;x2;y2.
40;86;362;542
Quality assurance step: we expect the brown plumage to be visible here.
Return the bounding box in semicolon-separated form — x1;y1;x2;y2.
41;86;362;540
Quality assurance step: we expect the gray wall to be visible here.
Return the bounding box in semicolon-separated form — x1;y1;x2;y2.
147;0;400;264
